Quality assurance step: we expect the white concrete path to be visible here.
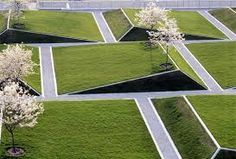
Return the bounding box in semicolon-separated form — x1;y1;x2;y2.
92;11;116;43
40;46;58;98
199;10;236;40
174;42;223;92
135;98;182;159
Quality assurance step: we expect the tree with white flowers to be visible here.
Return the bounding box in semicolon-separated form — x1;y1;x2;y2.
0;44;36;82
147;17;184;70
135;2;168;30
0;82;44;156
5;0;29;27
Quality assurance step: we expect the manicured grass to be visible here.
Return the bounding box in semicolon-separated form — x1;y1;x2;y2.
0;100;160;159
169;48;205;86
23;47;41;93
152;97;216;158
187;41;236;88
123;9;226;39
0;13;5;32
188;95;236;148
0;45;41;93
103;9;133;40
53;43;173;94
13;11;103;41
210;8;236;33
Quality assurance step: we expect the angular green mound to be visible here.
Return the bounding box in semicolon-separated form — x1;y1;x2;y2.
103;9;133;40
188;95;236;148
1;100;160;159
210;8;236;33
53;43;171;94
187;41;236;88
123;9;226;39
12;11;103;41
152;97;216;159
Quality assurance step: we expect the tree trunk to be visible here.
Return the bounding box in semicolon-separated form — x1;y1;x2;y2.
10;130;16;153
165;45;169;70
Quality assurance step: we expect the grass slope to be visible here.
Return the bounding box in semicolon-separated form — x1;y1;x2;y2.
124;9;226;39
169;48;205;86
188;95;236;148
103;9;132;40
0;100;160;159
13;11;103;41
53;43;172;94
210;8;236;33
0;45;41;93
0;13;6;32
187;42;236;88
152;97;216;158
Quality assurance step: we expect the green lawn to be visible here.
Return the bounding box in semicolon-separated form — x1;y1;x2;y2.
152;97;216;159
210;8;236;33
53;43;172;94
187;42;236;88
0;45;41;93
0;100;160;159
103;9;133;40
12;11;103;41
123;9;226;39
0;13;6;32
169;48;204;86
188;95;236;148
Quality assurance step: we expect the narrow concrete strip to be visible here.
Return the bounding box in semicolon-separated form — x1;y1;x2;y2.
174;42;223;91
36;89;236;102
135;98;182;159
198;10;236;40
92;11;116;43
39;46;58;98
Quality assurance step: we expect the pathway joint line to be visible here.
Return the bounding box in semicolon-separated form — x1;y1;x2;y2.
39;47;44;98
228;7;236;15
50;46;58;97
183;96;221;148
211;148;221;159
135;97;182;159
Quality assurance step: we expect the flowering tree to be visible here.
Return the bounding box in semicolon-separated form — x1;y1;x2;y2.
147;18;184;69
0;82;44;156
5;0;28;26
0;44;36;82
135;2;167;30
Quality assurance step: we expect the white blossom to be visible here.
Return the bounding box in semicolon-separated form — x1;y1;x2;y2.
147;17;184;48
135;2;168;30
0;82;44;128
0;44;36;81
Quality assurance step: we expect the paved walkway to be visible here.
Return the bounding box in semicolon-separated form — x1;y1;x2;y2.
136;98;181;159
38;89;236;101
174;42;223;92
92;11;116;43
198;10;236;40
40;46;58;98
